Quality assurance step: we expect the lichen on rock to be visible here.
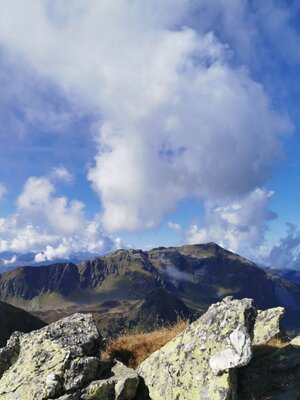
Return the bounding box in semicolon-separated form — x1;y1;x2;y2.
82;360;140;400
0;297;297;400
0;313;102;400
252;306;285;346
138;296;257;400
209;326;252;375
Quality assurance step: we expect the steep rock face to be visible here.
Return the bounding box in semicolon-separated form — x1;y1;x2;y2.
0;263;79;300
148;243;300;317
138;296;256;400
1;243;300;332
0;300;46;347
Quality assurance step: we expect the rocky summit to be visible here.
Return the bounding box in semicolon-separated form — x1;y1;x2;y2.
1;297;300;399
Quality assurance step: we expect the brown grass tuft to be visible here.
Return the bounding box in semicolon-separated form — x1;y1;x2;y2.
252;335;288;361
100;320;189;369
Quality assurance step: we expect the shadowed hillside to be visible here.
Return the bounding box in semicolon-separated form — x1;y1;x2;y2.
1;243;300;334
0;300;46;347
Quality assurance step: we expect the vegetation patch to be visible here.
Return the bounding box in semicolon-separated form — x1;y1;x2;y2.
100;319;189;368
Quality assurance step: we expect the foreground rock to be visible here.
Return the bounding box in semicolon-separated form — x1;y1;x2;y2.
253;306;285;346
82;361;140;400
1;297;299;400
238;336;300;399
0;313;140;400
138;296;257;400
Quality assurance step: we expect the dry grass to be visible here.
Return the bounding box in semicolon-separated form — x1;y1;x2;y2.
265;336;288;349
252;335;288;361
100;320;189;369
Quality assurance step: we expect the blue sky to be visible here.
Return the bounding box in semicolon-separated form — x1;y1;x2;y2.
0;0;300;269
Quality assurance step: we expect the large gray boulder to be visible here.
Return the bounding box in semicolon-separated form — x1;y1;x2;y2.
138;296;257;400
0;313;101;399
0;313;140;400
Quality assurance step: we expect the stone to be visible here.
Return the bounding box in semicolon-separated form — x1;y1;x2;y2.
209;326;252;375
82;360;139;400
237;335;300;399
137;296;257;400
0;313;102;400
0;331;22;378
252;307;285;346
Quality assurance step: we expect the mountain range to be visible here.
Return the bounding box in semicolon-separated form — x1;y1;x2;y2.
1;242;300;336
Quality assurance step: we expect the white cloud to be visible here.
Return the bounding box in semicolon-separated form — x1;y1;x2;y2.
168;222;182;232
186;189;277;252
257;223;300;270
2;254;17;266
0;1;295;239
165;265;193;282
50;166;73;183
17;176;84;235
0;183;7;202
0;172;121;260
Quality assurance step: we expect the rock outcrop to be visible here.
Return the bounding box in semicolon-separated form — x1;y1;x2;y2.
0;313;141;400
138;296;256;400
1;297;300;400
252;306;285;346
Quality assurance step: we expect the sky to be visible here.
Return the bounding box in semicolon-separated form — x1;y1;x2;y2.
0;0;300;269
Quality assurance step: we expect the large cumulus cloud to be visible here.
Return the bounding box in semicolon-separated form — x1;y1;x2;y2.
0;1;296;251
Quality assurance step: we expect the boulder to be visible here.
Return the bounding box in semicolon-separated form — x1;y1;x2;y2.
0;331;21;378
0;313;102;400
209;326;252;375
138;296;257;400
253;307;285;346
82;360;140;400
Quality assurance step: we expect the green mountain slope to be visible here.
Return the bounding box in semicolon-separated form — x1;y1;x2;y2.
1;243;300;333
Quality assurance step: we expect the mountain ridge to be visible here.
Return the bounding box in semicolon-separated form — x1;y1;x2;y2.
1;242;300;334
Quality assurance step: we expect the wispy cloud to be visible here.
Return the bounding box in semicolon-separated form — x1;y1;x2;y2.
50;166;73;183
258;223;300;270
0;183;7;202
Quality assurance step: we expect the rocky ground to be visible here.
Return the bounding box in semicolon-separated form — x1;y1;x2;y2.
0;297;300;399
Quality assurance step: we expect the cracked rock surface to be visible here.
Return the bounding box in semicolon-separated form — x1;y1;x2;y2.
138;296;257;400
0;313;101;399
0;298;296;400
252;307;285;346
0;313;140;400
0;314;139;400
